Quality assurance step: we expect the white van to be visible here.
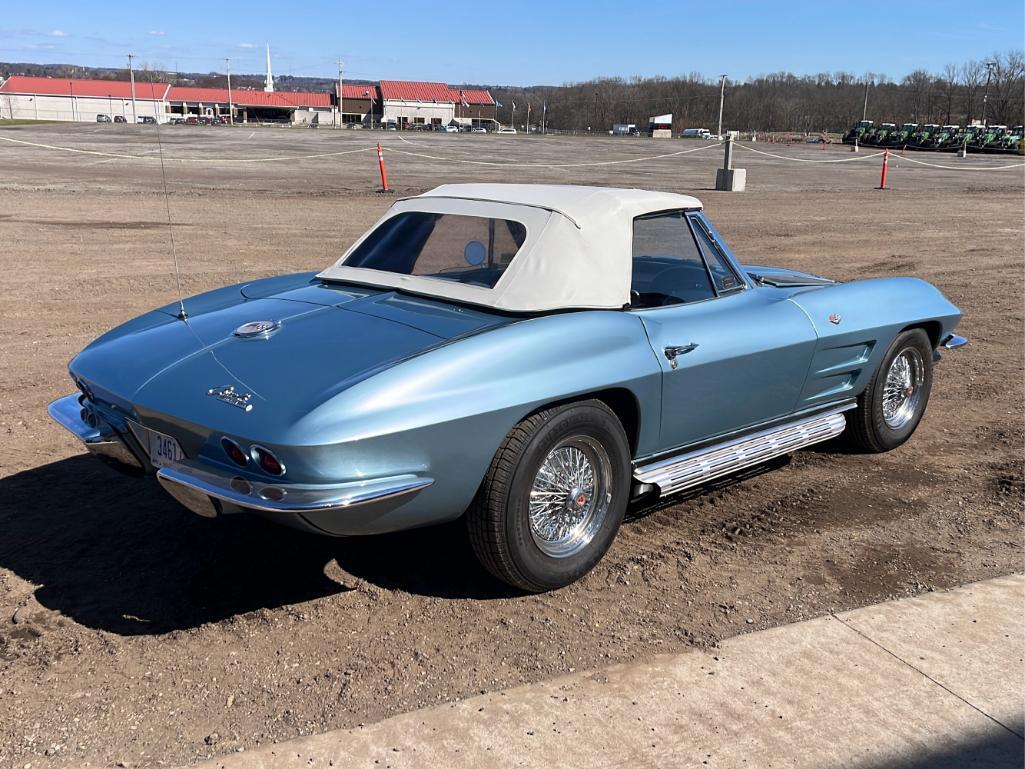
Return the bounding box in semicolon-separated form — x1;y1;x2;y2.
680;128;711;139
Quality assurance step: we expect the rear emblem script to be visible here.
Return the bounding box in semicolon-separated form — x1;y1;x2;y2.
207;385;253;412
828;313;842;325
234;320;280;338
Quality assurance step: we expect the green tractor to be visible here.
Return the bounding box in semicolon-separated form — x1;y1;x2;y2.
871;122;897;146
974;125;1007;152
959;125;986;153
927;125;962;150
997;125;1025;154
887;122;919;147
842;119;873;144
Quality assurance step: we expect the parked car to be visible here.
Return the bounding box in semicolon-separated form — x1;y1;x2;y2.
113;115;127;123
170;117;187;125
96;114;112;123
137;115;157;125
442;124;458;133
471;126;487;133
497;126;517;134
48;184;966;592
185;116;199;125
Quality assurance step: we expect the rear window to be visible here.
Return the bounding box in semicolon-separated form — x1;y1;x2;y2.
343;212;528;289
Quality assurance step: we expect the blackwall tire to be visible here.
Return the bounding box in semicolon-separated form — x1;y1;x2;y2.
845;329;934;453
467;400;631;592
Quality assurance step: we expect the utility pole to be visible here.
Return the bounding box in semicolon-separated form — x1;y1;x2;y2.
981;60;996;127
863;79;871;121
127;53;137;124
716;74;727;138
337;59;344;128
225;58;233;125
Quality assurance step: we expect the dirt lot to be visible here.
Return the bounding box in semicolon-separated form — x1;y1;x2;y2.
1;125;1022;768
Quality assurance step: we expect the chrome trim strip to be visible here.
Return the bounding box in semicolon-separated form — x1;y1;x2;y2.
941;334;968;350
156;464;433;515
634;405;850;497
634;399;856;467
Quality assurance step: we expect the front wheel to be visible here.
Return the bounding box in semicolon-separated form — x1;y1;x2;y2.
845;328;934;452
467;401;631;592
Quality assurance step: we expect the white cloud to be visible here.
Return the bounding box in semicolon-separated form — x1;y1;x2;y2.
48;29;68;37
238;42;256;49
148;30;166;37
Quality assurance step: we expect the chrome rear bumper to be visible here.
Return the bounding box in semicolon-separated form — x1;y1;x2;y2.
48;393;146;474
156;464;433;519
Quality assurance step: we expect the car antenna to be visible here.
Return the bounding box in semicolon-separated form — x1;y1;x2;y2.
146;67;188;321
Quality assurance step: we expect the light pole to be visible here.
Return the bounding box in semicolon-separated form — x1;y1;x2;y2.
337;59;344;128
863;79;872;121
981;60;996;127
225;58;233;125
716;74;727;138
127;53;137;124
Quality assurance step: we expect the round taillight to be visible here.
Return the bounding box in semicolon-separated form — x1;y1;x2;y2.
252;445;285;476
221;437;248;467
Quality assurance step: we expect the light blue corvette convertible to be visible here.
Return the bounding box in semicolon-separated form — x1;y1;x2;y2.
49;184;967;591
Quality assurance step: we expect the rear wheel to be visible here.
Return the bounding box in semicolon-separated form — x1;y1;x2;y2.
846;329;933;452
467;401;631;592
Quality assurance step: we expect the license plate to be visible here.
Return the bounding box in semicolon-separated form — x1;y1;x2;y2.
145;428;185;468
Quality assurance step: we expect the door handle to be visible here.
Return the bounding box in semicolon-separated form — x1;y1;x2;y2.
664;343;699;369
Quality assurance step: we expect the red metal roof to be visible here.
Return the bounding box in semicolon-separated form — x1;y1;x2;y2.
167;86;331;108
336;83;379;101
0;75;169;99
379;80;456;103
451;88;494;106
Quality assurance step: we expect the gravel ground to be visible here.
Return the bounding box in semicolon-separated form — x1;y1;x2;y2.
0;124;1022;768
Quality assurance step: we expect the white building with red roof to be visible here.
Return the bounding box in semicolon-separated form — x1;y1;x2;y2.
0;74;497;128
378;80;496;129
0;75;170;123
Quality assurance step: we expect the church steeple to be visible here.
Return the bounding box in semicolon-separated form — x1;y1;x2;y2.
264;44;274;93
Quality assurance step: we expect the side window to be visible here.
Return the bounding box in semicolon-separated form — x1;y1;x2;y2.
690;217;743;293
631;212;715;308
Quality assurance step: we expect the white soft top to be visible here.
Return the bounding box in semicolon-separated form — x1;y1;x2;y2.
318;184;703;312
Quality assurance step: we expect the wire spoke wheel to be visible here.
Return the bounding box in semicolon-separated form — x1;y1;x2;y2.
881;347;925;429
528;436;612;558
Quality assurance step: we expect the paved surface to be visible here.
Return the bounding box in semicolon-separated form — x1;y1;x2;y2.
192;574;1024;769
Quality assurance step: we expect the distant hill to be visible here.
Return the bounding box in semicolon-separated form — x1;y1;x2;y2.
0;61;374;93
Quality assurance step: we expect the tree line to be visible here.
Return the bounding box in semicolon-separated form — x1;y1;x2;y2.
488;50;1024;133
5;50;1022;134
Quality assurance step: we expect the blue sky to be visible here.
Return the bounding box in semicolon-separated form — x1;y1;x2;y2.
1;1;1021;85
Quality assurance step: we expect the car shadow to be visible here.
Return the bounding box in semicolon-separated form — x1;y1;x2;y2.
0;452;806;634
0;455;353;635
0;456;516;635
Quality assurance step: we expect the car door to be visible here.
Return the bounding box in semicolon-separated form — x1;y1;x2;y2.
631;211;818;453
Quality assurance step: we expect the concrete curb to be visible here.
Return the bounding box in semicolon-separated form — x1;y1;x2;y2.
191;575;1024;769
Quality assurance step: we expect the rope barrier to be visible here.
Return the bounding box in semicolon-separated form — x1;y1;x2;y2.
0;133;377;163
888;153;1025;171
381;140;721;168
2;130;1021;173
734;143;888;163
